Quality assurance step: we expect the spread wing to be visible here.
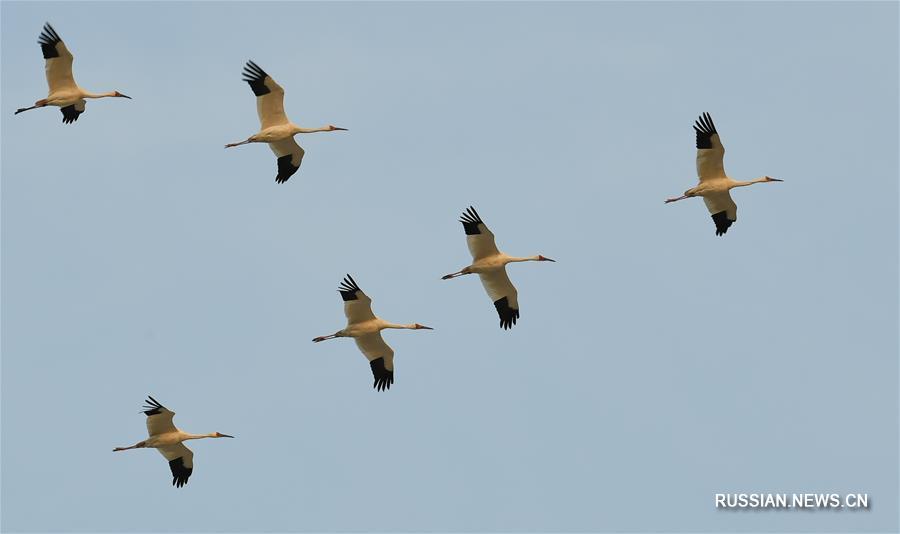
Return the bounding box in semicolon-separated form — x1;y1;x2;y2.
354;333;395;391
269;137;305;184
338;275;376;324
242;60;289;129
156;443;194;488
703;191;737;236
694;112;726;181
142;396;177;437
459;206;500;260
38;23;77;93
60;100;85;124
478;268;520;330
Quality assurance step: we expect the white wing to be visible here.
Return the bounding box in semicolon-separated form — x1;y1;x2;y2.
354;332;395;364
38;24;77;93
338;275;376;325
142;396;177;437
156;443;194;488
694;112;726;182
354;332;395;391
478;268;520;330
242;61;289;129
703;191;737;236
269;137;305;184
459;206;500;260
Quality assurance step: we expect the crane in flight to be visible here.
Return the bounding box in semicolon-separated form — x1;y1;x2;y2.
113;396;233;488
442;207;555;330
312;275;433;391
14;23;131;124
225;60;347;183
665;112;783;236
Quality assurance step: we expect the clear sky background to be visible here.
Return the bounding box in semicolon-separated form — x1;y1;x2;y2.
1;1;897;532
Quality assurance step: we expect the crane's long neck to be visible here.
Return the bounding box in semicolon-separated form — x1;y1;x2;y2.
83;90;118;99
182;432;217;441
294;125;333;134
505;255;542;264
729;176;769;189
381;322;417;330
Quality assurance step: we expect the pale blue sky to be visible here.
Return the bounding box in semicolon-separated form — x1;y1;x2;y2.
1;1;897;532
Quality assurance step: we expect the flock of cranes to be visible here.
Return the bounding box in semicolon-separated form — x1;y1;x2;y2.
14;23;784;487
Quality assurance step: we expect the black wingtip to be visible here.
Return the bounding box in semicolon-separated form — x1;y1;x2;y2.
275;154;299;183
694;112;716;133
39;22;61;41
462;206;482;221
142;396;164;415
370;358;394;391
339;274;360;290
694;112;718;149
168;457;192;488
494;297;519;330
37;23;63;58
338;274;362;301
711;210;734;236
59;104;82;124
459;206;485;235
242;60;271;96
242;59;266;77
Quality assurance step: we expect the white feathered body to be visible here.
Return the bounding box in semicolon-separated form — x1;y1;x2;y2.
342;317;389;338
144;430;190;448
249;123;298;143
467;253;515;273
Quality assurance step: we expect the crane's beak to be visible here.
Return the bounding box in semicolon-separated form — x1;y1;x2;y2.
539;255;556;262
415;324;434;330
332;126;348;131
115;92;132;99
767;176;783;182
219;433;235;438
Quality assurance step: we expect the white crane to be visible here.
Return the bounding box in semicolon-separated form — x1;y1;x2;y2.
225;60;347;184
441;207;555;330
665;112;783;236
312;275;433;391
14;23;130;124
113;396;233;488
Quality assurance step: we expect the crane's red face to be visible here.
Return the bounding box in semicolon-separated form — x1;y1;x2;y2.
114;91;132;99
215;432;235;438
538;255;556;262
329;125;348;131
414;323;433;330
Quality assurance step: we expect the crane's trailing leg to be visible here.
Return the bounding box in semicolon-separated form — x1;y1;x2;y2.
441;269;470;280
113;440;146;452
224;138;252;148
312;333;339;343
14;100;48;115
